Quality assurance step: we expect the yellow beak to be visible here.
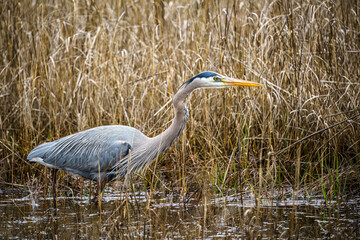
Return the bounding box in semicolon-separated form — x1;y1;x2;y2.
222;77;262;87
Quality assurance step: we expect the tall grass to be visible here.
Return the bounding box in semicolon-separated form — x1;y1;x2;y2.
1;0;359;199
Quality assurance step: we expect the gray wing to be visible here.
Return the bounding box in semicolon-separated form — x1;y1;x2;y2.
27;126;133;181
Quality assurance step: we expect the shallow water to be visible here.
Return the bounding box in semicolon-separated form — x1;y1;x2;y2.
1;188;359;239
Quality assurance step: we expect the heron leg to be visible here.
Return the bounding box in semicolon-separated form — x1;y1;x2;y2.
52;169;58;212
97;179;106;211
98;180;106;200
90;180;106;203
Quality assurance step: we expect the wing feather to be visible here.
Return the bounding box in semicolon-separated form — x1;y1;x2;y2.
27;126;135;181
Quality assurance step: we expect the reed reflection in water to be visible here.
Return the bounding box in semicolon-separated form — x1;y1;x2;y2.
1;189;359;239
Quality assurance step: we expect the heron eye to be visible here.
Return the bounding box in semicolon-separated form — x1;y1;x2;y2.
214;77;219;81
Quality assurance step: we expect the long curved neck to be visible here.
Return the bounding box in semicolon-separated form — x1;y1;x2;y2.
152;84;194;154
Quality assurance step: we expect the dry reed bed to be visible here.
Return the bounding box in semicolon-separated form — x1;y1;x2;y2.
0;0;359;199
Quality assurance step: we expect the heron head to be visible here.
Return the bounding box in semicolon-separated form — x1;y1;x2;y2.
183;71;262;89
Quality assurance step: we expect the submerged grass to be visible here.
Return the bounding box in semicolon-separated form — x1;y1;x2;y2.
0;0;359;202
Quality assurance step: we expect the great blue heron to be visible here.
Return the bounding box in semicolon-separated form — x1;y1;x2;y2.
27;71;261;204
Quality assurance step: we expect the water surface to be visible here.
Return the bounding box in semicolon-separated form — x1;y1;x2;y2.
1;188;359;239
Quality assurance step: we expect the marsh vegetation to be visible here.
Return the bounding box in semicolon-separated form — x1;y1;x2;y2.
0;0;359;238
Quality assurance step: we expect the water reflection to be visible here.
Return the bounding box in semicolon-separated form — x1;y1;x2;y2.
1;188;359;239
